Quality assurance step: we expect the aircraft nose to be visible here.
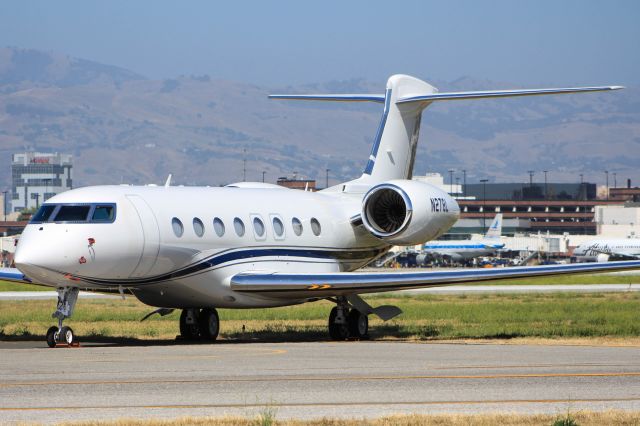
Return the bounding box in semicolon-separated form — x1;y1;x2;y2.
13;226;63;285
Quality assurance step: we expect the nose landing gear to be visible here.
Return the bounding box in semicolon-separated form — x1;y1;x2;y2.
45;287;80;348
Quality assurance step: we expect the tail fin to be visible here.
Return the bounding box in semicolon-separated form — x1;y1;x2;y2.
269;76;621;184
484;214;503;239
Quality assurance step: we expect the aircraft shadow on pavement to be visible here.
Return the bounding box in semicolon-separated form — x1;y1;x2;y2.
0;324;475;348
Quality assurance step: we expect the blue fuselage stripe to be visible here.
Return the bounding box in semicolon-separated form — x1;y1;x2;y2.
72;247;388;286
363;88;392;175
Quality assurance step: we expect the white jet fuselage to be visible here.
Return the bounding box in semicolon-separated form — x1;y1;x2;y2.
15;183;459;309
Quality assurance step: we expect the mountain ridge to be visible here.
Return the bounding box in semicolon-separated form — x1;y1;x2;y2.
1;47;638;189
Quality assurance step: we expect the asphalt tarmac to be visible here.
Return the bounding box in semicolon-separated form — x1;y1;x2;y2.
1;340;639;423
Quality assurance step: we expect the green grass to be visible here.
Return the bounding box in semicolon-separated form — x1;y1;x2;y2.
463;272;640;286
0;280;51;291
1;292;639;341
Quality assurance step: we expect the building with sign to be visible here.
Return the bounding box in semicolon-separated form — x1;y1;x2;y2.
11;152;73;212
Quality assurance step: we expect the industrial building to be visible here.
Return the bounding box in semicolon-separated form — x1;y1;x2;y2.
10;152;73;212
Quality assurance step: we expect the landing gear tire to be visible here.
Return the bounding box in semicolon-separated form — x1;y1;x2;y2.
60;326;74;345
199;308;220;342
328;307;349;340
46;326;58;348
347;309;369;339
45;287;80;348
179;309;200;340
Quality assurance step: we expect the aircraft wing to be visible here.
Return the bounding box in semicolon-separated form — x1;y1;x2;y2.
231;260;640;297
608;251;640;260
0;267;32;283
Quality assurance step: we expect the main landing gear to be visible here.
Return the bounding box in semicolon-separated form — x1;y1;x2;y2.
328;296;369;340
46;287;80;348
178;308;220;342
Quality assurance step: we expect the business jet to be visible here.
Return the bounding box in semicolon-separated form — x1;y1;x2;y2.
2;74;639;348
573;238;640;262
423;214;504;261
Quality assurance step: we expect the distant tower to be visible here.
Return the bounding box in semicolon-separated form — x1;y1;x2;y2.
11;152;73;212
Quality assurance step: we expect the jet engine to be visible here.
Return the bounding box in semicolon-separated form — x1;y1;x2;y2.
361;180;460;246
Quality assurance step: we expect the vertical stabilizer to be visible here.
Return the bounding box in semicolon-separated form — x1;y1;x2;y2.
484;214;503;239
360;75;437;183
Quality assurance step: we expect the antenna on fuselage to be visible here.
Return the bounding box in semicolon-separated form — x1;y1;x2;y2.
164;174;172;187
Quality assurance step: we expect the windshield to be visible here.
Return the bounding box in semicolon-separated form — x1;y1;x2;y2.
30;205;57;222
30;203;117;224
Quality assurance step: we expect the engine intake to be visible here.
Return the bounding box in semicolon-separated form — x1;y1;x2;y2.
362;184;412;238
360;180;460;246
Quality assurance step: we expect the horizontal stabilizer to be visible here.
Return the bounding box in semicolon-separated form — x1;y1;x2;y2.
269;94;385;103
397;86;623;104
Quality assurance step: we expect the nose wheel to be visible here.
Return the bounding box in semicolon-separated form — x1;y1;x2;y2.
46;287;79;348
46;325;75;348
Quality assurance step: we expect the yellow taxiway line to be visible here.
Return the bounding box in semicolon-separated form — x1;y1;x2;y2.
2;371;640;388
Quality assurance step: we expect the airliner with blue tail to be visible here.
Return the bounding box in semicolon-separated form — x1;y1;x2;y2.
423;214;505;261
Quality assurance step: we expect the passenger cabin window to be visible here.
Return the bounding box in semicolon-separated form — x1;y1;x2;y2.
273;217;284;237
310;218;321;236
193;218;205;237
234;218;245;237
253;217;265;237
54;205;91;222
172;217;184;237
213;217;225;237
292;217;303;236
92;205;115;222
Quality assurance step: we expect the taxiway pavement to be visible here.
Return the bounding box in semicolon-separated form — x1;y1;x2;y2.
1;340;639;423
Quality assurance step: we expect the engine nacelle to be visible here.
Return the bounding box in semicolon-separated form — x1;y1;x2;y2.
361;180;460;246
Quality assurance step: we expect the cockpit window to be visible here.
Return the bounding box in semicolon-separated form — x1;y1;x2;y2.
29;203;117;224
53;205;91;222
92;205;115;222
31;205;57;223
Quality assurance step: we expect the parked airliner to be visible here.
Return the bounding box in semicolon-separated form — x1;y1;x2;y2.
573;238;640;262
423;214;504;261
2;74;639;347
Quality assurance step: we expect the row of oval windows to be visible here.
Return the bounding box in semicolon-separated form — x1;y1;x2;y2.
171;216;322;239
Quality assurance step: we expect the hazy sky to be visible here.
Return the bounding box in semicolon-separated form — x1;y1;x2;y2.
1;0;639;86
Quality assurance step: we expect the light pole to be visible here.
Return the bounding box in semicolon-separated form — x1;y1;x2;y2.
480;179;489;233
527;170;535;188
543;170;548;200
462;169;467;198
579;174;584;200
455;177;460;199
262;171;266;183
448;169;454;195
605;170;609;200
325;168;330;189
613;172;617;188
1;190;6;222
43;178;51;202
34;193;40;209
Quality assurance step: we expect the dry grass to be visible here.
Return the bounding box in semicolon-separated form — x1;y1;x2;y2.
54;410;640;426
